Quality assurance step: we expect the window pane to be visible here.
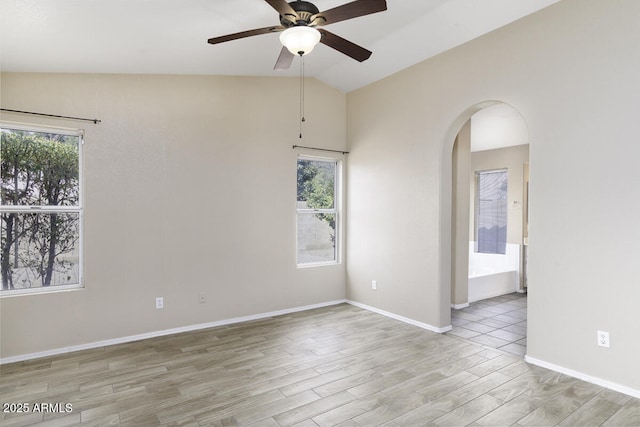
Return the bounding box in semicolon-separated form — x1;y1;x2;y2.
1;128;80;207
297;159;336;210
1;212;80;290
297;213;336;264
477;170;508;254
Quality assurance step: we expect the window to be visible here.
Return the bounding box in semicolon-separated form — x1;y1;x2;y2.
1;123;83;295
475;169;508;254
296;157;339;266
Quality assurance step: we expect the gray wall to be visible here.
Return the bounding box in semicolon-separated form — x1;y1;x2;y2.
346;0;640;392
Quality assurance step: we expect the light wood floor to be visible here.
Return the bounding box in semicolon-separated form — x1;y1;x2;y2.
1;303;639;426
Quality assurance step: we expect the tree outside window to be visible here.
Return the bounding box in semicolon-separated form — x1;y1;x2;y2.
296;158;339;266
1;125;82;293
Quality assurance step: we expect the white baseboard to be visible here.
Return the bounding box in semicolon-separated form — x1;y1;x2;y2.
346;300;452;333
451;302;470;309
6;300;637;401
525;355;640;399
0;299;347;365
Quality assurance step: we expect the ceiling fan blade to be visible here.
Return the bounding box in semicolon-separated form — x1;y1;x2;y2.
264;0;299;24
208;26;285;45
312;0;387;26
274;46;295;70
318;29;372;62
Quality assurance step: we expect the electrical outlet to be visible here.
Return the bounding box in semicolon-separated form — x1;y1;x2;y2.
199;294;206;304
371;280;377;290
597;330;610;348
156;297;164;309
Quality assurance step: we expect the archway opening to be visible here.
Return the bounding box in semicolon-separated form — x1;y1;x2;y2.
443;101;530;356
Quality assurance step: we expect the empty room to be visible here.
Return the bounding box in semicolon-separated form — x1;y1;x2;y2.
1;0;639;425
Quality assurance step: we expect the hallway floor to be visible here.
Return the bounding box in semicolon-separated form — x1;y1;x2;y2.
449;292;527;357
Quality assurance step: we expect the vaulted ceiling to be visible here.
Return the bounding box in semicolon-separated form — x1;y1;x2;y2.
1;0;560;93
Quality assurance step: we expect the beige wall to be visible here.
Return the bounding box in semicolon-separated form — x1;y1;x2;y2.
347;0;640;392
2;0;640;396
469;144;530;246
0;73;347;359
451;121;470;307
452;135;529;306
469;144;530;292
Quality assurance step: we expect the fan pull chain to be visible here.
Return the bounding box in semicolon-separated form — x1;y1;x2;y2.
299;54;306;139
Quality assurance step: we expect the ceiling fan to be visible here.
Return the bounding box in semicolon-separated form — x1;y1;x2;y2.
207;0;388;70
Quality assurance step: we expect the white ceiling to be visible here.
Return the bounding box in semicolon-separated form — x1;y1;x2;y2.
1;0;560;93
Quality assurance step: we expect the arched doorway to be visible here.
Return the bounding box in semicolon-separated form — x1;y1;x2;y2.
442;101;530;356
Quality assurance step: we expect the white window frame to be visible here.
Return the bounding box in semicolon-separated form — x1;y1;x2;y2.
0;122;84;297
296;155;341;268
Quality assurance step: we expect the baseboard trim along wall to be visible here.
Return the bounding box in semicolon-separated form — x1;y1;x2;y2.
1;298;455;364
451;302;470;309
7;299;637;400
525;355;640;400
11;297;638;400
0;299;347;365
347;300;453;333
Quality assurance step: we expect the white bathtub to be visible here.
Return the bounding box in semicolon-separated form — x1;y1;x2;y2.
468;242;520;302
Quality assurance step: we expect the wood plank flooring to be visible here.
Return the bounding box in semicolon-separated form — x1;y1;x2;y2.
1;303;639;426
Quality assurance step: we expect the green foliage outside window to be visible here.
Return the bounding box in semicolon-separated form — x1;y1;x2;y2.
297;159;336;229
1;128;80;291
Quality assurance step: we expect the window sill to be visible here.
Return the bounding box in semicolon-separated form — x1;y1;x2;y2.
296;261;340;269
0;284;84;298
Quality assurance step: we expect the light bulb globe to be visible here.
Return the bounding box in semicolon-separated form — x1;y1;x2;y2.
279;26;321;56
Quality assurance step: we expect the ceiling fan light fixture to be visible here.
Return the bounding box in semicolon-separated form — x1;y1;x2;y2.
279;26;321;56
